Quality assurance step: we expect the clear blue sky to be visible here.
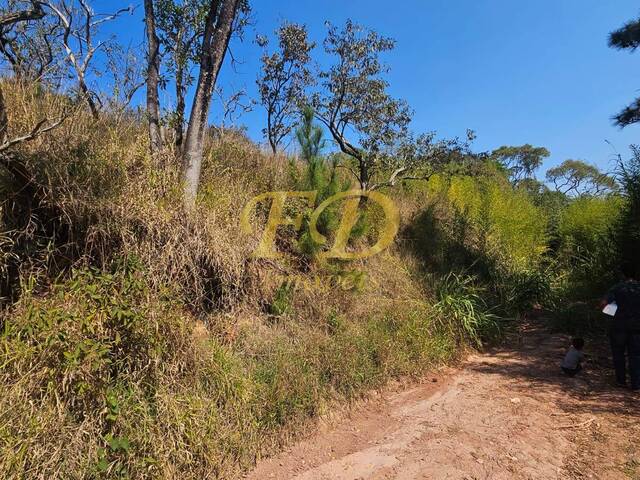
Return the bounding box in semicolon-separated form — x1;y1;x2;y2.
117;0;640;175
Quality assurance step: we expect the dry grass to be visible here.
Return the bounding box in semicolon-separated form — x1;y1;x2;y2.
0;80;492;479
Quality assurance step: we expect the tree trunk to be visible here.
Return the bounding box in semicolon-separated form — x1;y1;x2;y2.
0;85;8;145
359;160;369;191
144;0;162;155
267;108;276;155
78;76;100;120
182;0;240;208
174;64;185;149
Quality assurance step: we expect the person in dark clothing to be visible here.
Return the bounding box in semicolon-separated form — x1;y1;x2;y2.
603;263;640;391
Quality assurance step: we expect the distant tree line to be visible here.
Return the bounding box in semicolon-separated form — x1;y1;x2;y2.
0;1;638;210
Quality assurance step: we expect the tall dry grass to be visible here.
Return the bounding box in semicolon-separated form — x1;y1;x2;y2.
0;80;471;479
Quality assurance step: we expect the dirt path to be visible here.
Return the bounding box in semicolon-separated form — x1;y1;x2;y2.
247;324;640;480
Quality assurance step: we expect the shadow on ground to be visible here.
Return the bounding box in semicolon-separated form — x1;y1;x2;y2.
468;320;638;417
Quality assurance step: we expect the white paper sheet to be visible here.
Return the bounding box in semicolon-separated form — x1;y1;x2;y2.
602;303;618;316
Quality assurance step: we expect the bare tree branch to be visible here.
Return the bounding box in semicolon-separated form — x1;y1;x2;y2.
40;0;132;120
0;114;67;154
0;1;45;28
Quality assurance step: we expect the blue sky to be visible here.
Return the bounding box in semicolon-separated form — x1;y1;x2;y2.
116;0;640;175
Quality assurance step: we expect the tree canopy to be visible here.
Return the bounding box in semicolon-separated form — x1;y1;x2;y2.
608;15;640;127
545;159;618;197
491;144;550;184
257;21;314;155
310;20;412;190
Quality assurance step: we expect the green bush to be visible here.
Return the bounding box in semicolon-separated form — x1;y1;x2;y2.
615;146;640;273
268;281;296;317
408;174;550;315
557;195;622;299
433;272;501;346
0;259;256;479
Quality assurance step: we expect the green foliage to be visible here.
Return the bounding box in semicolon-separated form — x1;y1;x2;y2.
493;266;554;314
296;105;325;163
491;144;549;183
615;146;640;273
257;22;315;153
442;175;548;270
406;173;552;316
269;281;295;317
546;301;607;337
433;272;501;346
292;113;355;261
559;196;622;254
609;16;640;51
608;16;640;126
312;19;412;189
546;159;618;196
0;247;465;479
295;105;330;194
557;195;622;298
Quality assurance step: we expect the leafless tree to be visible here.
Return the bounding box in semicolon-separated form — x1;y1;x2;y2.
103;42;145;114
0;1;68;189
0;1;64;84
41;0;132;120
213;85;252;136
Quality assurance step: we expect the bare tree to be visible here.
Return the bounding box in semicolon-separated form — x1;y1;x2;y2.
0;0;45;27
311;20;412;190
144;0;162;153
104;42;145;113
0;1;67;189
0;1;64;84
41;0;132;120
181;0;244;207
256;22;314;155
213;85;252;136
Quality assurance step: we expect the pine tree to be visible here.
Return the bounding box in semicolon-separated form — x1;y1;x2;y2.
609;16;640;127
295;105;326;192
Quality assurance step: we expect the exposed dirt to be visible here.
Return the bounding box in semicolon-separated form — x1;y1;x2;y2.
246;323;640;479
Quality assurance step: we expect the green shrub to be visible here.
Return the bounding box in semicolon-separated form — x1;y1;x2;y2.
546;301;607;337
558;195;622;299
268;281;296;317
433;272;501;346
0;260;256;479
615;146;640;273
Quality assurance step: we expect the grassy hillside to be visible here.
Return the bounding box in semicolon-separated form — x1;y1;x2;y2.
0;80;611;478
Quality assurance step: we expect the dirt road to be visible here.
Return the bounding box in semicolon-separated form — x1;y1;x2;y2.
247;324;639;479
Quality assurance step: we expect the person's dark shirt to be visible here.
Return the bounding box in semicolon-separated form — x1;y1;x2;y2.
606;280;640;331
